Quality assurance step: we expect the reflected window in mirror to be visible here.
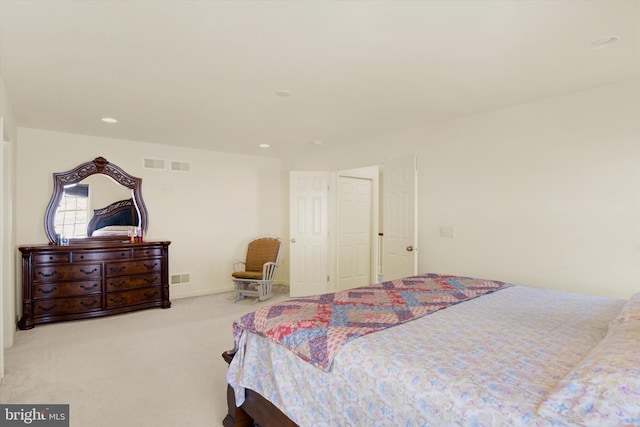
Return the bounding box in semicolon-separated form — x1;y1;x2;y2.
55;184;90;238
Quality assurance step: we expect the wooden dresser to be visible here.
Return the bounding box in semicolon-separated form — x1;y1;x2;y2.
18;241;171;329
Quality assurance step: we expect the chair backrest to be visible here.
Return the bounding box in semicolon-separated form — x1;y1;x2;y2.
245;237;281;272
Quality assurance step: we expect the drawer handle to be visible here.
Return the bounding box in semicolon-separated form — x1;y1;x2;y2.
80;283;98;291
110;266;126;273
38;270;58;278
39;287;57;295
111;281;126;289
80;300;98;308
80;268;98;275
121;252;127;257
143;277;158;284
144;291;159;299
109;296;125;304
37;304;57;312
143;262;158;270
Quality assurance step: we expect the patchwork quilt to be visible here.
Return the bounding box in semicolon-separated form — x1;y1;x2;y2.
232;273;510;370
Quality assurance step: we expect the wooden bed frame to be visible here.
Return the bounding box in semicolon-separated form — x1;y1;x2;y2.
222;351;298;427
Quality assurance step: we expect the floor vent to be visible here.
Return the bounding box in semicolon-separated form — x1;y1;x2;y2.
170;161;191;172
171;273;191;285
144;158;166;170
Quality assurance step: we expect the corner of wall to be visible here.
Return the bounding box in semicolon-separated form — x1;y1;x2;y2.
0;75;19;384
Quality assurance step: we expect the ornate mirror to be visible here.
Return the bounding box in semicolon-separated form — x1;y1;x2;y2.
44;157;149;243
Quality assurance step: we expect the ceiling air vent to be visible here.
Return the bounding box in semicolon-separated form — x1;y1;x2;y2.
170;161;191;172
144;158;166;170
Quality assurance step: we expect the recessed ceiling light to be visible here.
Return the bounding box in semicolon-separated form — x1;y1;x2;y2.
589;35;620;50
258;143;271;148
312;140;323;145
101;117;118;123
275;90;292;97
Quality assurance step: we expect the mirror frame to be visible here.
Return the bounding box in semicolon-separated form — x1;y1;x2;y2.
44;156;149;243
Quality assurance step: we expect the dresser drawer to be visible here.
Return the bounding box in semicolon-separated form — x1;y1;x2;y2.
33;296;102;317
105;260;162;277
106;273;161;291
133;247;163;258
33;280;102;299
106;287;163;308
72;250;131;262
33;252;71;264
33;264;102;282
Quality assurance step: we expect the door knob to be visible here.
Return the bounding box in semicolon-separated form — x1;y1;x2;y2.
291;238;296;243
406;245;414;252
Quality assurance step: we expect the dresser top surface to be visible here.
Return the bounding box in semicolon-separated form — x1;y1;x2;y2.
19;241;171;253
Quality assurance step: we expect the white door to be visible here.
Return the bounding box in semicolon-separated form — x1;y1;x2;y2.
337;176;372;291
289;171;329;297
382;155;418;281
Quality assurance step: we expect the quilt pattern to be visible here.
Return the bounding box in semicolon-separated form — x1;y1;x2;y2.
232;273;510;370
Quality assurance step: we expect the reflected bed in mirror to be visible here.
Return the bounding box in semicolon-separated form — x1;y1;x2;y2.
87;198;139;237
44;157;149;243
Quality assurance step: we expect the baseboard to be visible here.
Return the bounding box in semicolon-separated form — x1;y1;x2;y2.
171;287;233;299
171;282;290;300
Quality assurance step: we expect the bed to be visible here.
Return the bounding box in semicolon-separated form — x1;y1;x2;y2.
222;273;640;427
87;198;139;237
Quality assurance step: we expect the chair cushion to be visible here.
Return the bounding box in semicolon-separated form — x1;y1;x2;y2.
232;271;263;280
245;238;280;272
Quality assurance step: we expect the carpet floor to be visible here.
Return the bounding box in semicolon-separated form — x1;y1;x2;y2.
0;286;291;427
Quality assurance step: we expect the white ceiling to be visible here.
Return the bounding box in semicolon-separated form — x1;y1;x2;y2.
1;0;638;160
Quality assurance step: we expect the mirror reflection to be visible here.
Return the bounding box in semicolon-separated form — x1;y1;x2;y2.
54;175;136;238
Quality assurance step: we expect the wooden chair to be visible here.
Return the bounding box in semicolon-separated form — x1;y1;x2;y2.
232;237;282;302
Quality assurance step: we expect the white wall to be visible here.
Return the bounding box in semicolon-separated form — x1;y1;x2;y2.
286;79;640;299
16;128;288;307
0;76;19;380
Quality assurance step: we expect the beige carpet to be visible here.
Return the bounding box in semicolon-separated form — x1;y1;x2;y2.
0;286;291;427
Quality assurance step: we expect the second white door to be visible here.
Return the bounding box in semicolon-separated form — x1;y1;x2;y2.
337;176;372;291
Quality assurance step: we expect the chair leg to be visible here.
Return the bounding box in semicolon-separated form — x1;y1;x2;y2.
233;282;246;303
257;283;273;301
234;281;273;303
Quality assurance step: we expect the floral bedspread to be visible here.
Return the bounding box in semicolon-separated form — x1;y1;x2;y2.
232;273;509;370
227;285;626;426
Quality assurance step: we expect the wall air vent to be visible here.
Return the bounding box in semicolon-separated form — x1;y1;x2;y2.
170;161;191;172
170;273;191;285
144;158;166;170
